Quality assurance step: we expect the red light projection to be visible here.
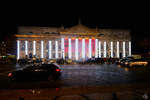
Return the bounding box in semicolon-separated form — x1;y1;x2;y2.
64;38;68;58
72;39;75;59
92;39;95;57
85;38;89;58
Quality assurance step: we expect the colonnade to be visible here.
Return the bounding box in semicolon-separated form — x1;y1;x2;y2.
17;38;131;60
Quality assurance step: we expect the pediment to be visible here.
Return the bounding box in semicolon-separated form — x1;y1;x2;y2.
62;24;98;33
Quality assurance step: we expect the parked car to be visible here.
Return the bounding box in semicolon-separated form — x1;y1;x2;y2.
117;57;134;65
124;59;148;67
118;58;132;65
8;64;61;81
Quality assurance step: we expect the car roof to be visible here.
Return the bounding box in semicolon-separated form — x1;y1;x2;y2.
23;64;59;70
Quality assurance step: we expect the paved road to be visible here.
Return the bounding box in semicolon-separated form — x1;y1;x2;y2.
0;63;150;89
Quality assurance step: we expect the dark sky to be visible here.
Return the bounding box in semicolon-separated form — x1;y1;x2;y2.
0;2;150;41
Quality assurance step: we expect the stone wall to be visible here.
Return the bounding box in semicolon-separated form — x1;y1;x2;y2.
18;26;60;34
18;26;131;41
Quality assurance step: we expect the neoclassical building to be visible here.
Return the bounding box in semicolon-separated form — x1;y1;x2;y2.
15;23;131;60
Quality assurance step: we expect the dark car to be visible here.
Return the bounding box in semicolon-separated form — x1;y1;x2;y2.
8;64;61;81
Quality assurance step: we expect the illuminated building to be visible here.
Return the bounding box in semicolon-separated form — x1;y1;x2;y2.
15;23;131;60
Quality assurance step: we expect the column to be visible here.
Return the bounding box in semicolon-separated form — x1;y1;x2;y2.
49;41;52;59
41;40;44;58
75;38;78;60
110;41;113;58
104;41;106;58
33;41;36;56
117;41;119;58
61;38;65;59
123;41;126;57
82;39;85;59
129;41;131;56
99;41;101;58
55;41;58;59
95;39;98;58
25;40;28;56
68;38;72;59
17;40;20;59
89;39;92;58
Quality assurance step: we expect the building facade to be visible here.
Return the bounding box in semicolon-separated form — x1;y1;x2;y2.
15;24;131;60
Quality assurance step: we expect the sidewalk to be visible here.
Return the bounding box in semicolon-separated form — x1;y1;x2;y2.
1;83;150;100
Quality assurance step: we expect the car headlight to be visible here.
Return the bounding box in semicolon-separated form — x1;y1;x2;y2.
125;62;129;65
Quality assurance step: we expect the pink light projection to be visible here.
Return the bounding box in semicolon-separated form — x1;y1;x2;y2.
78;38;82;59
71;38;75;59
85;38;89;58
64;38;68;58
92;39;95;57
64;38;96;59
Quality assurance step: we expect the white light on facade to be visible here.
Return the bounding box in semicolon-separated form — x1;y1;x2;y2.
55;41;58;59
49;41;52;59
95;39;98;58
117;41;119;58
25;40;28;55
33;41;36;55
110;41;113;58
68;38;72;59
129;41;131;56
61;38;65;59
104;41;107;58
82;39;85;59
17;40;20;59
123;41;126;57
41;41;44;58
99;41;101;58
75;38;78;60
89;39;92;58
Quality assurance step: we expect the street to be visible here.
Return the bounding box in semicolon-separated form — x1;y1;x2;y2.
0;63;150;89
1;63;150;100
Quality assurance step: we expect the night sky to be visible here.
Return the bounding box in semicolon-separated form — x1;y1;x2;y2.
0;2;150;53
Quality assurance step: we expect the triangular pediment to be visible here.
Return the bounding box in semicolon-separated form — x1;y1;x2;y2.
62;24;98;33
